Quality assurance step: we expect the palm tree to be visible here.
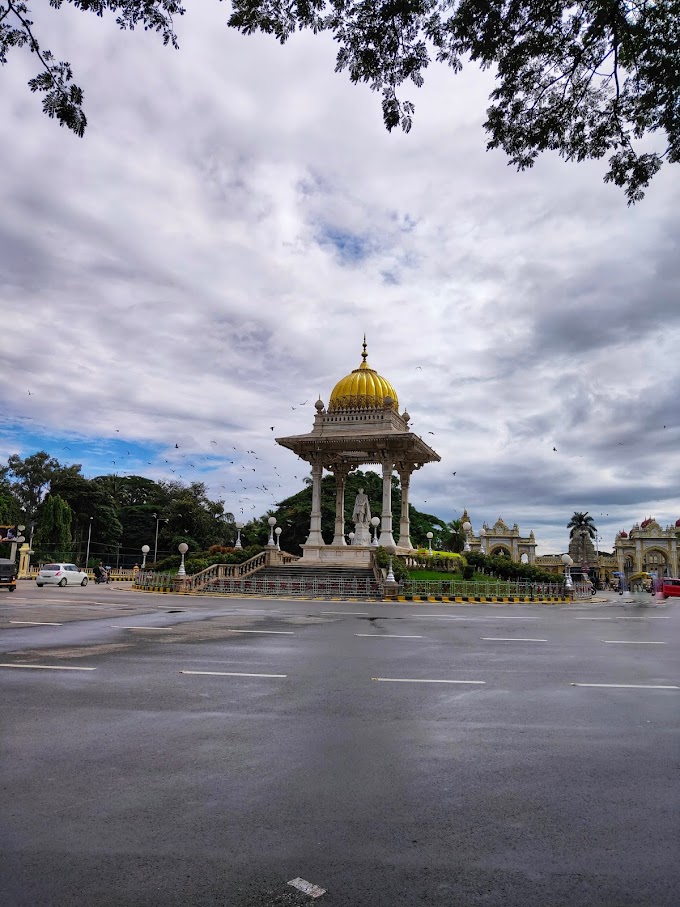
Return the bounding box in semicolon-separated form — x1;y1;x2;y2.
567;512;597;563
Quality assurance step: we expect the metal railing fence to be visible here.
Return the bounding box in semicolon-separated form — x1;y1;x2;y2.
400;579;565;598
204;576;378;597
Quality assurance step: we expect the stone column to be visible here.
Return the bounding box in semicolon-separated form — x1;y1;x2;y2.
670;535;678;576
306;458;325;546
635;538;643;572
397;466;413;550
380;458;397;551
331;464;350;546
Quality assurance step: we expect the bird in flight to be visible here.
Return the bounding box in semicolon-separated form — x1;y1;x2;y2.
175;443;179;449
270;427;275;431
553;447;557;452
211;440;218;445
62;446;70;450
415;367;422;371
451;471;456;476
428;431;434;435
299;400;308;405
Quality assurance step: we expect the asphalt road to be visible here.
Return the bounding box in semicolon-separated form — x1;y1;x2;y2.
1;585;678;907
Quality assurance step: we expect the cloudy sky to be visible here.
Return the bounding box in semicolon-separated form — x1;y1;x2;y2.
1;2;679;555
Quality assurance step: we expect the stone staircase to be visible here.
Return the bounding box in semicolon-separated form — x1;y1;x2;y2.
201;564;381;597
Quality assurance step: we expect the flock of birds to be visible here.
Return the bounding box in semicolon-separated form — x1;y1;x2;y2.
22;380;674;521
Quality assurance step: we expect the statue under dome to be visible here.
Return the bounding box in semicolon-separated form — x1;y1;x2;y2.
351;488;372;545
275;337;440;564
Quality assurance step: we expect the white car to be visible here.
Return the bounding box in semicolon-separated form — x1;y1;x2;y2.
36;563;89;587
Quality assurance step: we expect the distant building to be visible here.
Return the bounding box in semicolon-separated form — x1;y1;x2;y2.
615;518;679;578
466;513;537;564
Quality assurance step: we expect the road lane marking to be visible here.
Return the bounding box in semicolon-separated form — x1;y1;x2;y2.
571;683;678;689
372;677;485;684
355;634;423;638
180;670;286;678
232;609;280;613
617;616;670;620
0;663;96;671
225;629;295;634
602;640;667;645
9;620;63;626
288;878;326;898
414;615;539;620
112;626;172;630
322;611;369;615
573;617;613;620
481;637;548;642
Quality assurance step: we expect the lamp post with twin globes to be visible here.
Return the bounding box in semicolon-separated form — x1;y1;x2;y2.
267;516;277;547
463;521;472;553
177;542;189;577
561;553;574;589
370;516;380;546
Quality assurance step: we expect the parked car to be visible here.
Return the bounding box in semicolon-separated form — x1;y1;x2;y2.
660;578;680;599
36;564;89;587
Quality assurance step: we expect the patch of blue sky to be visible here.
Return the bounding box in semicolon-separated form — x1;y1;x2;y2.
0;424;170;479
317;225;372;264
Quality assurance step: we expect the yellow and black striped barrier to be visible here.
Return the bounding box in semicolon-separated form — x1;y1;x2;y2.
134;583;174;594
386;594;568;603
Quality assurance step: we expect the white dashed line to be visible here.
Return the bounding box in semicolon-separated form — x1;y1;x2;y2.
414;615;540;620
355;634;423;638
180;670;286;678
617;616;670;620
602;640;667;645
112;626;172;630
288;878;326;898
573;617;613;620
372;677;485;684
481;637;548;642
322;611;369;615
225;629;294;634
0;663;96;671
571;682;678;689
9;620;63;626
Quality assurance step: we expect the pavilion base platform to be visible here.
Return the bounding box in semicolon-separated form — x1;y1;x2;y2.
297;543;414;566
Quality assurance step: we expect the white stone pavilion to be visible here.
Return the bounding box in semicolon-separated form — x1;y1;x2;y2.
276;339;440;565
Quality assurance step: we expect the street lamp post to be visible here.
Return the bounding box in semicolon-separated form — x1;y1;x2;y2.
152;513;168;564
463;520;472;553
234;522;244;549
141;545;150;569
561;553;574;589
85;516;93;569
275;526;282;550
267;516;277;547
177;542;189;577
426;531;433;556
370;516;380;546
348;531;355;546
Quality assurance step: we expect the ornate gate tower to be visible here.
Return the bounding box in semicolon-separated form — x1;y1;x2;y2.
276;339;440;565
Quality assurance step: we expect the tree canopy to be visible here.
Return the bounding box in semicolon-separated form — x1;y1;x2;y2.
1;0;677;200
567;511;597;539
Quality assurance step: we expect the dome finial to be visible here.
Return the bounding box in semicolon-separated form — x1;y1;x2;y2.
361;334;368;367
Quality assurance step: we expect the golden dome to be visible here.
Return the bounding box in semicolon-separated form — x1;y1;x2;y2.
328;338;399;412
